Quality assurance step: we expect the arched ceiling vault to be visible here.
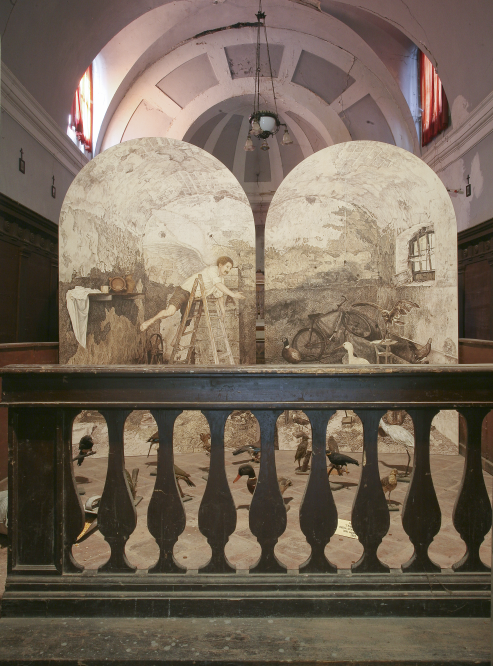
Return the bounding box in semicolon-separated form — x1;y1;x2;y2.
2;0;492;203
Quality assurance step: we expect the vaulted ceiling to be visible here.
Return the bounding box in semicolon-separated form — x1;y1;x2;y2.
3;0;492;204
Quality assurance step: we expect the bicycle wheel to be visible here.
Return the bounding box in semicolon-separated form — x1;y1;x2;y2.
292;327;325;361
344;311;373;338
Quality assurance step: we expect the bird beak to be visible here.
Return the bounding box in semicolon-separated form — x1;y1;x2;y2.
233;474;241;483
332;344;344;351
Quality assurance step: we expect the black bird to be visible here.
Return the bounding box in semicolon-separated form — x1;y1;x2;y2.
326;451;359;476
76;434;94;466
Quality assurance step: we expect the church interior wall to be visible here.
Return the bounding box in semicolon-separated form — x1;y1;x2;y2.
0;111;76;224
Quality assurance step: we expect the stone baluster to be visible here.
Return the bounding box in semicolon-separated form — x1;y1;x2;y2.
148;409;187;574
198;410;237;573
401;409;441;572
351;409;390;573
249;410;287;573
98;410;136;573
453;408;492;572
299;409;337;573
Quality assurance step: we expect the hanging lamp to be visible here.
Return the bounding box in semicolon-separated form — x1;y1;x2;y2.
243;0;293;151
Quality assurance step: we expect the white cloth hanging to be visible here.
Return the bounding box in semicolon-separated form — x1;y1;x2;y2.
66;287;101;348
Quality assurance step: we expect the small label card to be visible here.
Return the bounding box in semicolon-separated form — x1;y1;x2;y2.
334;518;358;539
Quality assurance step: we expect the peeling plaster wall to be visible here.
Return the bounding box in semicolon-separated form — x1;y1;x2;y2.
264;140;458;446
437;132;493;233
59;137;256;365
264;141;458;366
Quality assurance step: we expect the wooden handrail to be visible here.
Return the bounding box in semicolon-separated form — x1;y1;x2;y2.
0;364;491;618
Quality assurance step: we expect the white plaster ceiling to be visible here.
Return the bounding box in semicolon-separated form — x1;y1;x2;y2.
2;0;492;203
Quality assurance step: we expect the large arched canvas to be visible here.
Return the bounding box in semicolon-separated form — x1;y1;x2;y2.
265;140;458;368
59;137;256;365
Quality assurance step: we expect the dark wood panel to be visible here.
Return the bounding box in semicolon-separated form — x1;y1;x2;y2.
0;193;58;344
11;408;58;570
464;261;491;339
0;238;20;343
3;365;493;409
458;217;493;342
18;252;53;343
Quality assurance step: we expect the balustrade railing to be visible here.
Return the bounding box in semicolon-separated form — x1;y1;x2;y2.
0;364;491;618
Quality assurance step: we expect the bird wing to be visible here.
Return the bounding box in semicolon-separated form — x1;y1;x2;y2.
233;445;253;455
388;300;419;320
329;452;359;466
174;465;196;487
378;419;414;449
147;430;159;442
160;242;207;284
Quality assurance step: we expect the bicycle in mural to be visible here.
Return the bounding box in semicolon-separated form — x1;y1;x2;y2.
291;296;384;362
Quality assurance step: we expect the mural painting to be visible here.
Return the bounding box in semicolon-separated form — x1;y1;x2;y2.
59;137;256;366
59;137;257;449
265;140;459;452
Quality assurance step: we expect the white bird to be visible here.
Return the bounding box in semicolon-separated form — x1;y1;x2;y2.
342;341;370;365
378;418;415;475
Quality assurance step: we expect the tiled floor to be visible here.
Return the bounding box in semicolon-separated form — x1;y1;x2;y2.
0;450;491;596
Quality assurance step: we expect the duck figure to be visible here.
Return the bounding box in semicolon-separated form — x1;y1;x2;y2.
233;464;292;496
282;338;302;364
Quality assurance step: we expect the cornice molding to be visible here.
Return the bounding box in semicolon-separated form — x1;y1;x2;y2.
422;90;493;173
1;64;89;177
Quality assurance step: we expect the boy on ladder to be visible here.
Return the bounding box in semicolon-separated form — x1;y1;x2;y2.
140;256;245;332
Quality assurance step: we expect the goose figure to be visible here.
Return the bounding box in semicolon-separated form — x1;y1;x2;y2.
342;341;370;365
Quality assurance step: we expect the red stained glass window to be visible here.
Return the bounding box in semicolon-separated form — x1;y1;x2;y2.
70;66;93;152
420;52;449;147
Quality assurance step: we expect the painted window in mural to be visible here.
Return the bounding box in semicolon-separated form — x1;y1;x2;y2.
408;227;435;282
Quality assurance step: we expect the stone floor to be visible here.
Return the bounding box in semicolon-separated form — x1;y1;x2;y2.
4;450;490;581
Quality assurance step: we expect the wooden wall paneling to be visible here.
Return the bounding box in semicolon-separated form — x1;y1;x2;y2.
0;238;20;343
458;218;493;341
0;193;58;344
464;261;491;339
9;407;59;573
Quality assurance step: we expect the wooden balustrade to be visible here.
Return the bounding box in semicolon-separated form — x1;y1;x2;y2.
0;364;491;618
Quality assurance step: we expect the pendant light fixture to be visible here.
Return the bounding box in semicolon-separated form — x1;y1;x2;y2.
244;0;293;151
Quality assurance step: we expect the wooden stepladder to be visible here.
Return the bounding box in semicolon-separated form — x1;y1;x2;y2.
168;275;235;365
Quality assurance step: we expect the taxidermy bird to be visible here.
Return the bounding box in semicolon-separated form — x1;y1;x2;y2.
378;418;414;476
200;432;211;455
174;464;196;498
147;430;160;457
150;461;197;498
327;435;339;455
326;451;359;476
292;414;310;427
75;426;97;466
410;337;432;364
282;338;302;364
374;299;419;331
381;468;398;502
342;341;370;365
233;444;261;463
294;433;310;469
233;464;292;497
